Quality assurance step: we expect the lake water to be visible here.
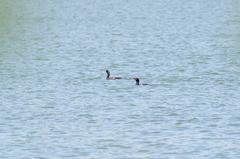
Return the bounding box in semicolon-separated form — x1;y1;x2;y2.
0;0;240;158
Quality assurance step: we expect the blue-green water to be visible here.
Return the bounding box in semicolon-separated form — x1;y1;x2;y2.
0;0;240;158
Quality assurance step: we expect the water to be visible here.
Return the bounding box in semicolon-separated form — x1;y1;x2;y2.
0;0;240;158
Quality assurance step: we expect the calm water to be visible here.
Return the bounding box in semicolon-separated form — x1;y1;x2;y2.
0;0;240;158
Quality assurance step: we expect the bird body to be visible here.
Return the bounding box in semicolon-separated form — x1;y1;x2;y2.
133;78;149;85
106;70;122;80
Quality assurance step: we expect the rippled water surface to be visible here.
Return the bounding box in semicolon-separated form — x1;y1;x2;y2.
0;0;240;158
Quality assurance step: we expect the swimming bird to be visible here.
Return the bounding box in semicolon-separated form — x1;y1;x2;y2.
133;78;149;85
106;70;122;80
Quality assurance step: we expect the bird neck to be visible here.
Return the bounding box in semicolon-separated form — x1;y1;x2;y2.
136;80;140;85
106;72;110;78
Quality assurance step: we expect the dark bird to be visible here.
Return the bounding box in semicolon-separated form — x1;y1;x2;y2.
133;78;149;85
106;70;122;80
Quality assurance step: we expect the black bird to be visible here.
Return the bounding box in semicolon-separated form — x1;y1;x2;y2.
133;78;149;85
106;70;122;80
